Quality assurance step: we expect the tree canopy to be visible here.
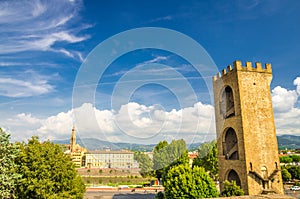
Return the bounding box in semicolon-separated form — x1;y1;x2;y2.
193;140;218;179
287;166;300;180
280;156;293;164
15;136;85;199
281;168;292;181
0;128;20;199
134;152;154;177
153;139;188;180
290;155;300;163
163;164;219;199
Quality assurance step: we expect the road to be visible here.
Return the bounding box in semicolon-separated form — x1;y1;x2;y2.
285;189;300;199
84;187;300;199
84;191;156;199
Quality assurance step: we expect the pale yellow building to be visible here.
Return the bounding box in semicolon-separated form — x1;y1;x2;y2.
67;127;87;167
85;149;139;169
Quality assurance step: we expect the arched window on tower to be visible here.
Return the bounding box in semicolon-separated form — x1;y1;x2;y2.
220;86;235;118
223;127;239;160
227;169;241;187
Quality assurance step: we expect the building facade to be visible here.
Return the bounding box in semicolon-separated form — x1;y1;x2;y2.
213;60;283;195
68;126;86;167
66;127;138;168
85;149;139;169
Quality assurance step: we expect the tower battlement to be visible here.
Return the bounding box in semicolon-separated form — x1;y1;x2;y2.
213;60;272;81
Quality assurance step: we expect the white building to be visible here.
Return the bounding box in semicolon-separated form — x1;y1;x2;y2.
85;149;139;169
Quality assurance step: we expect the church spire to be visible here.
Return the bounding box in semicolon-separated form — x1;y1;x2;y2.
70;126;76;152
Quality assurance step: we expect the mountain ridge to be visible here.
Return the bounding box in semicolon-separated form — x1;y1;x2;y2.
53;134;300;151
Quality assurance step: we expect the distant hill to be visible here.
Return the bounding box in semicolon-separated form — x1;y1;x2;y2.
54;137;157;151
53;137;202;151
54;135;300;151
277;134;300;149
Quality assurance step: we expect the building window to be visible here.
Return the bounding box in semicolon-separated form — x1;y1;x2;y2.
223;127;239;160
227;169;241;187
220;86;235;118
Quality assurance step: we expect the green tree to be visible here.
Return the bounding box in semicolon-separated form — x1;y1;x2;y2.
287;166;300;180
0;128;20;199
153;139;188;180
155;191;165;199
164;164;218;199
192;140;218;179
294;181;300;186
134;152;154;177
221;180;244;197
15;136;85;198
281;168;292;181
153;140;168;180
290;155;300;163
279;156;293;164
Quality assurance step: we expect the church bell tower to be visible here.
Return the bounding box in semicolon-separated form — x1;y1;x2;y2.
70;126;76;152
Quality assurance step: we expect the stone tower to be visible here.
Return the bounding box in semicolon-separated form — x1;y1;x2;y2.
212;60;283;195
70;126;76;152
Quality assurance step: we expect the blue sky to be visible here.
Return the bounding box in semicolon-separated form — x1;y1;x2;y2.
0;0;300;145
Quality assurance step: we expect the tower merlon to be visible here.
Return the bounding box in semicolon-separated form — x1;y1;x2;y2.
234;60;272;73
222;68;227;75
213;72;221;81
213;60;272;81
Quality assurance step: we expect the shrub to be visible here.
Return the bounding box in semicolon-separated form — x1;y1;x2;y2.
221;180;244;197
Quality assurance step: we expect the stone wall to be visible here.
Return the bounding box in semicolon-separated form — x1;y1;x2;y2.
212;60;284;195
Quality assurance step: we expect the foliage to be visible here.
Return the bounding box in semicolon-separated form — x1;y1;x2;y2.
287;166;300;180
279;156;293;164
134;152;154;177
279;155;300;164
163;164;218;199
155;191;165;199
153;140;168;179
294;181;300;186
192;140;218;179
281;168;291;181
15;136;86;199
0;128;21;199
221;180;244;197
57;144;68;153
153;139;188;180
289;155;300;163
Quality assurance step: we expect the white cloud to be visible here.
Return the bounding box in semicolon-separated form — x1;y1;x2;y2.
272;77;300;135
74;78;300;142
38;110;74;138
294;77;300;95
3;76;300;143
7;113;42;126
3;113;43;141
147;15;173;23
1;101;215;144
135;55;169;68
0;78;53;97
271;86;297;112
0;70;55;97
0;0;89;60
